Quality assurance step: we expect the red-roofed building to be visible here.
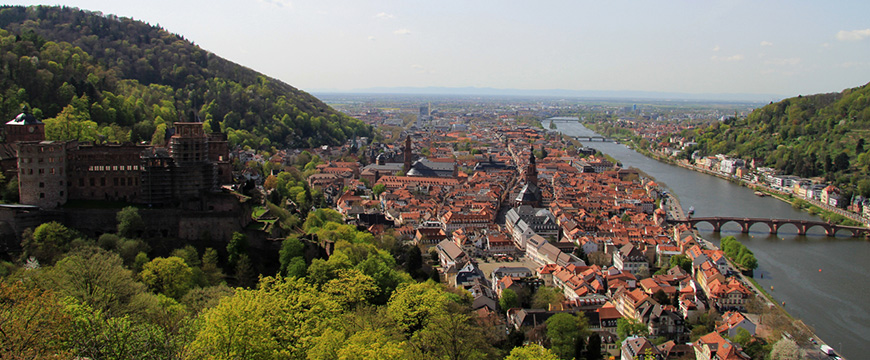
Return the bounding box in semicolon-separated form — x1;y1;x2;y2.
693;331;750;360
716;311;756;338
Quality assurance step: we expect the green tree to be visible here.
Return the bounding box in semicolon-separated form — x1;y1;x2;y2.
187;276;341;359
504;344;560;360
22;221;76;264
616;318;649;341
140;256;194;299
404;245;423;278
303;208;344;233
0;281;72;359
531;286;564;309
133;252;149;273
234;254;256;288
170;245;201;268
43;99;98;141
180;284;235;315
372;183;387;198
833;152;850;172
732;327;752;347
200;247;225;286
387;281;453;335
279;235;305;276
412;303;498;360
652;289;670;305
322;269;379;310
41;246;145;314
97;233;120;250
64;299;183;359
499;288;520;310
586;333;603;360
116;206;144;238
669;254;692;273
545;312;590;360
226;232;248;268
858;179;870;198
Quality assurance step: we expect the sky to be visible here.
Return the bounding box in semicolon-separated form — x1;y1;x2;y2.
8;1;870;98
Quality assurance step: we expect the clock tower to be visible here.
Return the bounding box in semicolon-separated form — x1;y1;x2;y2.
5;112;44;143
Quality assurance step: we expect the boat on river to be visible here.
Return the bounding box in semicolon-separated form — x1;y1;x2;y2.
687;206;695;216
754;191;767;197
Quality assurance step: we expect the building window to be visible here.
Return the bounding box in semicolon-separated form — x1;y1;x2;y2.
39;193;44;198
50;168;55;174
79;178;84;187
101;178;106;186
38;169;44;174
39;182;44;188
114;178;119;186
60;191;63;196
90;178;95;186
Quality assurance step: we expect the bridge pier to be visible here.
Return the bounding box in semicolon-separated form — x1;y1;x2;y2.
769;221;779;235
740;219;751;233
797;221;809;236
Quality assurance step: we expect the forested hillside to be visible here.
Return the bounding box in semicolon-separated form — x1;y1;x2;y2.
0;5;370;148
683;81;870;195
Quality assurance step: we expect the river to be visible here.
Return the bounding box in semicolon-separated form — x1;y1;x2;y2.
549;118;870;359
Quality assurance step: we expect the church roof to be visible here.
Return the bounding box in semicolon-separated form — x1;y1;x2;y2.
515;182;542;203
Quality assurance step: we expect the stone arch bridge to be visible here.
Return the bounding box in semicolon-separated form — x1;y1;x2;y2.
671;217;870;238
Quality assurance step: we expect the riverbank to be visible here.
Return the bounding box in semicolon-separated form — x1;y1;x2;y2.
638;144;869;229
557;120;870;358
628;141;841;357
693;228;836;358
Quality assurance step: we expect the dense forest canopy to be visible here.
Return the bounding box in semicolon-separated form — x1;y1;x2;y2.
0;5;371;148
683;81;870;197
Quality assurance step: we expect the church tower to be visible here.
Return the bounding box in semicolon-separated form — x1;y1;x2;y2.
525;147;538;186
403;135;412;173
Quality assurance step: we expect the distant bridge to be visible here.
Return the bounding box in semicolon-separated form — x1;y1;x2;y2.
671;217;870;238
548;118;580;123
574;136;615;142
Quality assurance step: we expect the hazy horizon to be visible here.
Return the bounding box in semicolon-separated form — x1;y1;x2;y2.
7;1;870;98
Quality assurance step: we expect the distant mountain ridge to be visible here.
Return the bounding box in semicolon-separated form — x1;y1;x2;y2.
0;5;369;148
316;86;780;103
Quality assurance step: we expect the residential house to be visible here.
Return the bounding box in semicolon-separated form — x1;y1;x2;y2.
621;336;664;360
693;331;750;360
821;185;842;208
613;244;649;276
435;239;468;273
716;311;757;338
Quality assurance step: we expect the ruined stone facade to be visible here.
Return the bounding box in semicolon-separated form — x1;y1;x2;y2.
8;119;230;209
17;141;68;209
